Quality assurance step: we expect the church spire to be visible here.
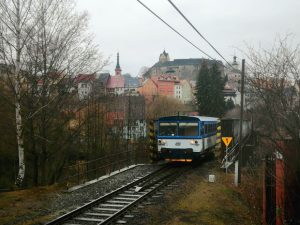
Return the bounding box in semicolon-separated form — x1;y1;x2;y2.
115;52;122;75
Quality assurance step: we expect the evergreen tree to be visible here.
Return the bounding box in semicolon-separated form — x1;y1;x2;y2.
195;62;226;117
195;62;210;115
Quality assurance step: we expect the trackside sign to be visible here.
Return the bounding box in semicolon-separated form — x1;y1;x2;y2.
222;137;232;147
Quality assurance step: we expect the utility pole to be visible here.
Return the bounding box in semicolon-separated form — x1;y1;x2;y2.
237;59;245;185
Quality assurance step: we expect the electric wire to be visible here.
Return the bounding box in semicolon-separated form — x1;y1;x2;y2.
167;0;235;70
136;0;227;68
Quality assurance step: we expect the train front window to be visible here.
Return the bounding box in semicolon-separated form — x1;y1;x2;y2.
159;122;177;136
178;122;198;136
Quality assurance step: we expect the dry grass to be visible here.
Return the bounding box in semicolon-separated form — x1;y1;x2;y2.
0;185;62;225
142;163;260;225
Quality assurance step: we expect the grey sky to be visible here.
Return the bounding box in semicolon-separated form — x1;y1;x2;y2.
76;0;300;76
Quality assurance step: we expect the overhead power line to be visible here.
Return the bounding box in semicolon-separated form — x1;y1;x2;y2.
136;0;226;68
167;0;234;69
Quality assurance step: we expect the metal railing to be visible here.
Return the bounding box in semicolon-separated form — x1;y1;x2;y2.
60;147;149;188
221;133;253;169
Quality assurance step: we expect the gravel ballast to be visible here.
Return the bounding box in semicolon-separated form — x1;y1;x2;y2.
47;164;163;218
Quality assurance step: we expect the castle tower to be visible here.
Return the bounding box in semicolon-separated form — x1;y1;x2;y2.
159;50;170;63
115;52;122;76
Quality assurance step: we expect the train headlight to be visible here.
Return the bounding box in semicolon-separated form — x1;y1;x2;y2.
190;140;199;145
158;139;166;145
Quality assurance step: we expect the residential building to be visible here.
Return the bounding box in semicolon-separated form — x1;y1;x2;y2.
181;80;193;104
152;73;180;98
75;73;96;100
138;74;193;104
223;85;241;105
124;73;140;94
174;82;182;101
137;78;158;103
106;95;146;139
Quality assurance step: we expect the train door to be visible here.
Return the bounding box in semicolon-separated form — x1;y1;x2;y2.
200;122;205;152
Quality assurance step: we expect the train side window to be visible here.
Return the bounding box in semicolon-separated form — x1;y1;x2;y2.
200;126;204;135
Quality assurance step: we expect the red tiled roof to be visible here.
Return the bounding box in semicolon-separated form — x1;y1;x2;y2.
75;74;96;83
106;75;125;88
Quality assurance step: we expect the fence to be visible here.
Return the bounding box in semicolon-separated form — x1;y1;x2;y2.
60;145;149;188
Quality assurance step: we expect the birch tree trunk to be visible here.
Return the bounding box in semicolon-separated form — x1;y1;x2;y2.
14;0;25;187
0;0;32;186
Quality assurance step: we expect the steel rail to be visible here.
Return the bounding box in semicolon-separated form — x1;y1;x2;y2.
99;168;183;224
45;164;171;225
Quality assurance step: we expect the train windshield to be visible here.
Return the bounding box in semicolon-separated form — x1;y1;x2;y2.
178;122;198;136
159;122;177;136
158;122;199;137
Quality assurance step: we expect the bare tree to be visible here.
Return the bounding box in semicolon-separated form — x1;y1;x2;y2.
245;36;300;221
0;0;36;186
0;0;108;186
246;36;300;143
146;95;187;120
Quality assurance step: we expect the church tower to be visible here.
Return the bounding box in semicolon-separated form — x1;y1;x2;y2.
115;52;122;76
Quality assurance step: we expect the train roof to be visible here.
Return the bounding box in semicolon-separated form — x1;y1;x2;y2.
158;115;219;122
221;117;251;121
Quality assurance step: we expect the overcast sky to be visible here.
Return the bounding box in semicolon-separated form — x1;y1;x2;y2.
76;0;300;76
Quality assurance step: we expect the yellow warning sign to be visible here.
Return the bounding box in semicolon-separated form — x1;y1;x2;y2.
222;137;232;147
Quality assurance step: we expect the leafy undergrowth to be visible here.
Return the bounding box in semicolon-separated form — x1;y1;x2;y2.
0;185;62;225
139;162;261;225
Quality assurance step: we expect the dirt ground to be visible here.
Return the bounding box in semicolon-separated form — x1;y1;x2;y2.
130;159;261;225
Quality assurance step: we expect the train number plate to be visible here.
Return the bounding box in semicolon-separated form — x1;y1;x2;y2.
175;142;181;146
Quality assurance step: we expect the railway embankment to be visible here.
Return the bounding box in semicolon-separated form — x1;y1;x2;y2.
0;160;261;225
0;164;161;225
130;159;261;225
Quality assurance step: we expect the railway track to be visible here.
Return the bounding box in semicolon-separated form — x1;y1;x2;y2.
46;165;186;225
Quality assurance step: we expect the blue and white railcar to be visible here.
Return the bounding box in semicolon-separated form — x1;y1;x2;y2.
157;116;219;161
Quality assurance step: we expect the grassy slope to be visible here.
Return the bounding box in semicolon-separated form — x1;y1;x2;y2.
0;186;60;225
0;162;261;225
143;164;260;225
